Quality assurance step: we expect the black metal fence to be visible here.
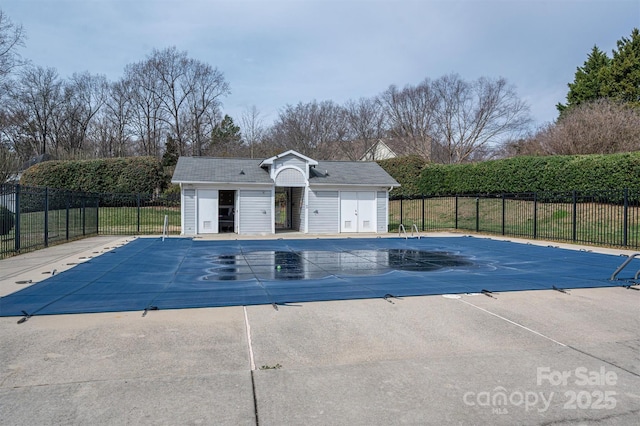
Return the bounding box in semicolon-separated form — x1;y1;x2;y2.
389;189;640;249
1;184;180;259
4;184;640;258
96;192;181;236
1;184;99;258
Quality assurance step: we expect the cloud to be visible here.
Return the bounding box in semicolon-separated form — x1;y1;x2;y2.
2;0;639;127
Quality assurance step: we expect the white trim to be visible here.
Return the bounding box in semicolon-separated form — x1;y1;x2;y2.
259;149;318;167
180;183;185;235
310;183;400;188
235;190;240;234
385;189;389;232
271;187;276;234
173;180;273;187
273;165;307;187
303;184;309;233
236;190;241;234
309;185;393;192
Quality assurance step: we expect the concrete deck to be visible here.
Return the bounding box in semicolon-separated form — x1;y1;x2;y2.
1;235;639;425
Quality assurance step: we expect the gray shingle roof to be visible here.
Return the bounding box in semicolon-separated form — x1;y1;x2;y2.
172;156;400;187
172;157;272;184
310;161;399;187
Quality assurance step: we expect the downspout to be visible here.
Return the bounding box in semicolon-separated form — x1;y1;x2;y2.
180;183;185;235
303;183;309;234
271;186;276;234
386;186;394;234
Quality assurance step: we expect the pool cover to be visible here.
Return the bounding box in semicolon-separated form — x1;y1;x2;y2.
0;236;634;317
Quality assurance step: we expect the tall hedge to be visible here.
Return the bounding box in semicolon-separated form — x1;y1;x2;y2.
20;157;168;194
377;155;427;196
418;152;640;195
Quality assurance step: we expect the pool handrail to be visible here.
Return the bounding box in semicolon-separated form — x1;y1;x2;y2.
610;252;640;280
411;224;421;239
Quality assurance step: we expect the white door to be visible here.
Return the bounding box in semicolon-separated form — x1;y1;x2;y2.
357;191;375;232
340;191;376;233
340;192;358;232
197;189;218;234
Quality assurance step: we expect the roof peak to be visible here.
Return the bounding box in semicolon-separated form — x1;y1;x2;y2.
259;150;318;167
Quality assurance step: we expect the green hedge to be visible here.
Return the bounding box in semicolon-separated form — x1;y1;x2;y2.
20;157;168;194
377;155;427;196
0;206;15;235
417;152;640;195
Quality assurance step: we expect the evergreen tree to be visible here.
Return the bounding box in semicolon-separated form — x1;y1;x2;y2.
162;135;179;166
558;28;640;116
209;115;241;156
603;28;640;106
557;46;611;115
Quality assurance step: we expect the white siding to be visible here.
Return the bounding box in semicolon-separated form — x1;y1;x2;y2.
377;191;387;233
372;143;396;160
183;189;196;235
275;168;306;186
238;190;272;234
308;190;339;233
274;156;307;178
360;141;396;161
291;187;305;232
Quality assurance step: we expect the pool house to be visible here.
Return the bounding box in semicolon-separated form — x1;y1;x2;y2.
171;150;400;236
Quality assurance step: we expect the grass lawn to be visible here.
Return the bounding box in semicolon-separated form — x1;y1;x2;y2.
389;197;639;248
99;206;181;234
4;196;640;259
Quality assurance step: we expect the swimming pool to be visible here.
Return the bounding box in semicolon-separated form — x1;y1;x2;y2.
0;236;633;318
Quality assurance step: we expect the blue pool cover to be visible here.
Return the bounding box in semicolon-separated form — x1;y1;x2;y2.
0;236;635;317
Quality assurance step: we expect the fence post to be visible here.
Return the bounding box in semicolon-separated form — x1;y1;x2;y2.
44;187;49;247
623;188;628;247
65;192;70;240
475;197;480;232
421;195;425;231
501;194;505;236
14;184;20;252
82;197;86;236
533;192;538;240
572;190;577;242
455;195;458;229
137;193;141;234
96;196;100;235
399;196;403;228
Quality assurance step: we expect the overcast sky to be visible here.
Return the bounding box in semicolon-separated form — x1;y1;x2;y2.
3;0;639;129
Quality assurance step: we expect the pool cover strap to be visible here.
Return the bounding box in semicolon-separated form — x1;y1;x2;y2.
0;236;631;317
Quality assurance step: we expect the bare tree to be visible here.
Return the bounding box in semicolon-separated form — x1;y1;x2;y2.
240;105;264;159
124;47;230;157
8;65;62;157
493;133;544;158
97;79;135;157
185;60;229;156
147;47;191;154
125;60;166;157
379;79;439;161
534;99;640;155
0;10;26;173
433;74;531;163
269;100;347;158
341;97;384;160
0;139;17;182
56;72;108;158
0;10;25;84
